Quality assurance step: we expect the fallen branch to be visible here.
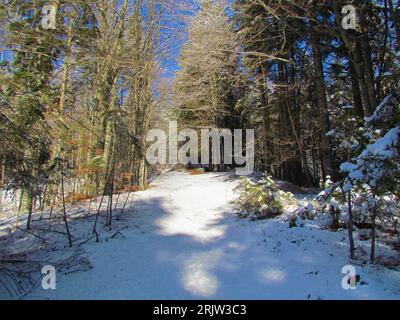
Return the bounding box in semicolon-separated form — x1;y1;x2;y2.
15;227;47;243
79;235;97;245
111;231;126;239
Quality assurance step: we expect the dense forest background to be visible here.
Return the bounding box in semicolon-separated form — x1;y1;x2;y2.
175;0;399;186
0;0;399;253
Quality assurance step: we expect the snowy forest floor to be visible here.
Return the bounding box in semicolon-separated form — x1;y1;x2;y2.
1;171;400;300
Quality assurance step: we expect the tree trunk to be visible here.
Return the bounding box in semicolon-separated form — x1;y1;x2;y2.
258;68;272;173
59;15;74;114
349;61;365;118
103;76;118;177
26;188;33;230
0;156;3;207
359;11;377;111
333;3;375;116
310;27;334;180
61;174;73;247
370;199;377;263
347;191;355;259
388;0;400;49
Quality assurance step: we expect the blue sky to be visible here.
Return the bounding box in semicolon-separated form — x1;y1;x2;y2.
158;3;200;80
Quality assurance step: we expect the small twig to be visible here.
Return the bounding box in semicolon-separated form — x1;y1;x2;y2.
15;227;47;243
79;235;97;245
31;228;71;237
110;231;126;239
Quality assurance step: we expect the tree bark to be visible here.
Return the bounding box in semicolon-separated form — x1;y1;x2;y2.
310;27;334;180
59;15;74;114
26;188;33;230
0;156;3;206
61;173;73;247
347;191;355;259
370;199;377;263
359;10;377;110
333;3;375;115
388;0;400;49
349;61;365;118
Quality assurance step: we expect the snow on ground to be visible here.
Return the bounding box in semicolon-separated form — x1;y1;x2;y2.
2;171;400;299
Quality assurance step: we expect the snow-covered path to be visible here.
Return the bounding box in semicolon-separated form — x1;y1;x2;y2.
25;171;400;300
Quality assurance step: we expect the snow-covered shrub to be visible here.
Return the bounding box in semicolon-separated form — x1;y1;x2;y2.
319;77;400;262
234;174;295;220
340;126;400;194
295;202;316;220
316;179;344;230
286;202;316;228
340;92;400;224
